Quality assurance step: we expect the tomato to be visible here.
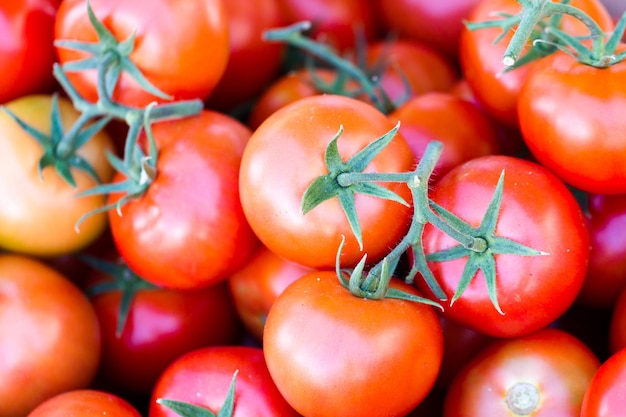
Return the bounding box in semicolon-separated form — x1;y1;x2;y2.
0;94;114;257
108;110;259;290
27;389;141;417
375;0;482;60
0;0;60;104
84;253;242;395
418;155;590;338
263;270;443;417
459;0;614;128
54;0;229;107
240;94;414;269
388;91;500;182
204;0;287;112
443;328;600;416
149;346;300;417
577;193;626;309
228;244;313;341
609;286;626;354
365;39;459;106
0;254;101;417
580;347;626;417
276;0;381;52
517;50;626;194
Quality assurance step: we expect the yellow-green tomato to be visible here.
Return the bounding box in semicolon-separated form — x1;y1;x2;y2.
0;94;115;256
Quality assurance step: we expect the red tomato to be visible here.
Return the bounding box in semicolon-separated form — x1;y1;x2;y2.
580;347;626;417
26;390;141;417
276;0;381;52
609;286;626;354
0;0;60;104
0;254;101;417
108;110;259;290
84;255;242;395
365;39;459;106
239;94;414;269
375;0;482;59
54;0;229;107
263;271;443;417
0;94;114;257
517;50;626;194
388;91;500;182
228;244;313;341
577;193;626;309
444;328;600;416
418;155;590;338
459;0;613;128
149;346;300;417
205;0;286;112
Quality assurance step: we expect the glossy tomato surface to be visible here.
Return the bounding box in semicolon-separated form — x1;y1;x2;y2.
580;347;626;417
26;390;141;417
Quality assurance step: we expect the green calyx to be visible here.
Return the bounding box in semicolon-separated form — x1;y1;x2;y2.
157;371;238;417
80;254;158;337
1;94;110;187
467;0;626;69
425;171;549;314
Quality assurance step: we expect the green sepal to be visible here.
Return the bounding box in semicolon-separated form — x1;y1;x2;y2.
79;254;158;337
156;371;238;417
301;122;407;249
425;170;548;314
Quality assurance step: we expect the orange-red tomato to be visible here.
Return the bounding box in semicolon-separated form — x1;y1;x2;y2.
26;390;141;417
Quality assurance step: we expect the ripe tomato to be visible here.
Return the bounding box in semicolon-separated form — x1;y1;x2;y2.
27;390;141;417
205;0;286;112
84;254;242;395
0;0;60;104
239;94;414;269
228;244;313;341
365;39;459;106
276;0;381;52
0;254;101;417
54;0;229;107
517;51;626;194
149;346;300;417
0;94;114;257
375;0;482;59
444;328;600;416
577;193;626;309
263;271;443;417
580;347;626;417
108;110;259;290
459;0;613;128
388;91;500;182
609;286;626;354
418;155;590;338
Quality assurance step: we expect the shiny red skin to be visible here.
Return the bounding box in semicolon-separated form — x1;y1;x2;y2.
26;390;142;417
580;347;626;417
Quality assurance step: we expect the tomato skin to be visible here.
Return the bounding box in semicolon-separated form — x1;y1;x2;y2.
0;94;114;257
0;254;101;417
518;52;626;194
375;0;482;60
240;94;414;269
149;346;300;417
109;110;258;290
263;271;444;417
228;244;313;341
388;91;500;182
419;155;590;338
577;193;626;309
54;0;229;107
366;39;459;105
444;328;600;417
460;0;613;128
0;0;60;104
580;347;626;417
205;0;286;112
85;262;242;395
26;389;141;417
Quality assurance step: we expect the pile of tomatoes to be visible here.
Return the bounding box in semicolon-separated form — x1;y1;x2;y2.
2;0;626;416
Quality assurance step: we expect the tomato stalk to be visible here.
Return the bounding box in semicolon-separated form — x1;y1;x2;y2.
302;124;548;312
